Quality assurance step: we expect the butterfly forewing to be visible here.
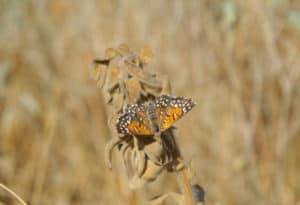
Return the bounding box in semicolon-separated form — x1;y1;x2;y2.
155;95;195;131
116;104;153;136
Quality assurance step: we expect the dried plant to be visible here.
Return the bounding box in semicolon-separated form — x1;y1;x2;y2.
92;44;204;205
0;183;28;205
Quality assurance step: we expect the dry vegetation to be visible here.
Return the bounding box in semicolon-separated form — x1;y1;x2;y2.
0;1;300;205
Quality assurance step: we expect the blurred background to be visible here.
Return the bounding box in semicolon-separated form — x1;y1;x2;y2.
0;0;300;205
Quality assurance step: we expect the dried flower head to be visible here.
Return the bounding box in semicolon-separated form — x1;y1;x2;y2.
92;44;202;205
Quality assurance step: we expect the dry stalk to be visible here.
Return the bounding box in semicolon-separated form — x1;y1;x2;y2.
0;183;28;205
30;109;57;205
92;44;204;205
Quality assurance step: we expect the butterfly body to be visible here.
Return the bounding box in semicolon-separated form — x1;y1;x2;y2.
116;95;195;136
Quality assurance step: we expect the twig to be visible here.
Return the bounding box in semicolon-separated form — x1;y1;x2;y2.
176;167;196;205
0;183;28;205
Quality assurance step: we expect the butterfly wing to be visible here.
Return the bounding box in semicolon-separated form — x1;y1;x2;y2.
155;95;195;131
116;104;153;136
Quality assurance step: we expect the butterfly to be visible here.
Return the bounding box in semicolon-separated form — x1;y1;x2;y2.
116;95;195;136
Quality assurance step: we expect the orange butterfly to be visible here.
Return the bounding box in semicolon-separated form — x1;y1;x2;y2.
116;95;195;136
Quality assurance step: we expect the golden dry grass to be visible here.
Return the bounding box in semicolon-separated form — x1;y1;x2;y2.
0;1;300;205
